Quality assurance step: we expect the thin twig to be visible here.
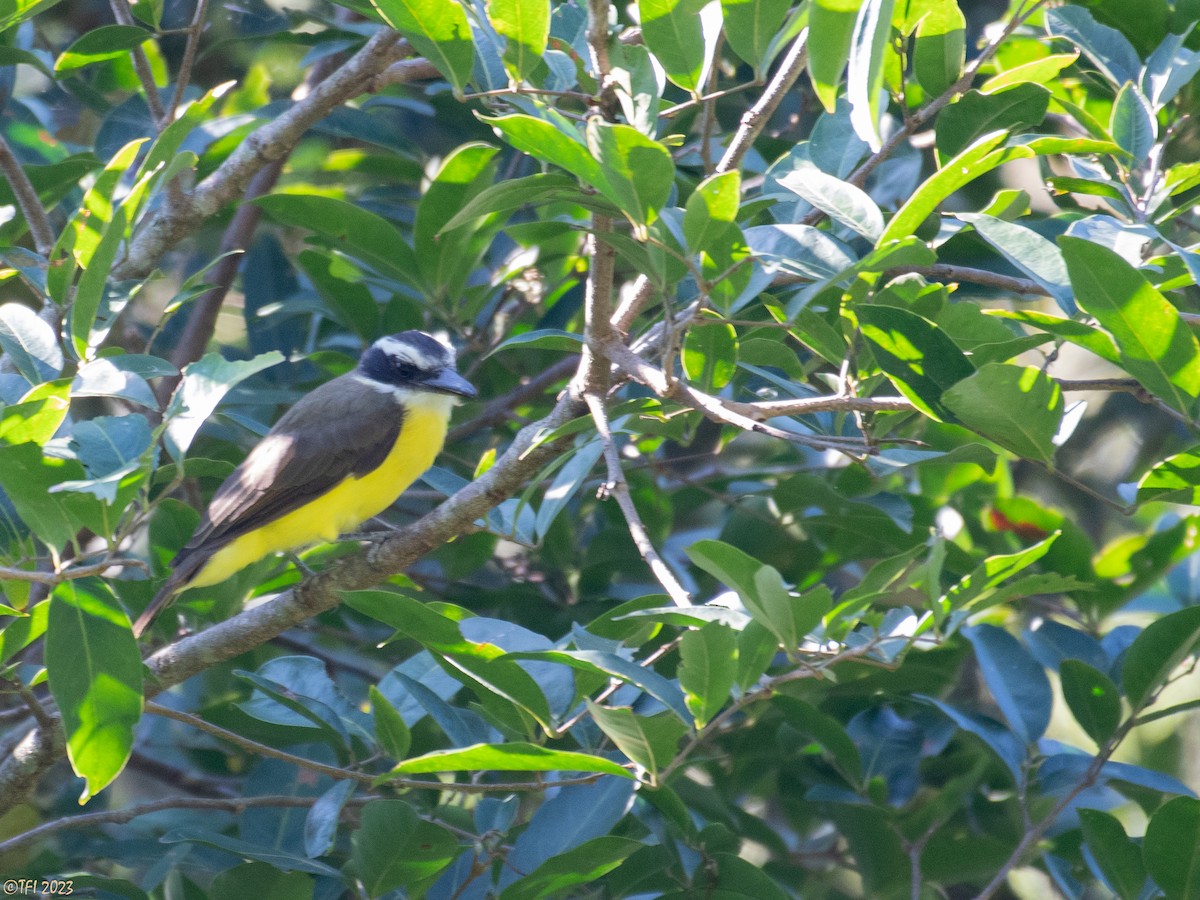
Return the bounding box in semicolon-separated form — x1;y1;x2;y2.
610;27;809;334
608;338;872;453
0;676;55;733
166;0;211;122
0;133;55;256
586;393;693;607
146;702;609;794
0;558;146;585
0;795;366;857
109;0;167;128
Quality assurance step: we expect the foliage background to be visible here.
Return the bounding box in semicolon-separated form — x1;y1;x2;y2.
2;0;1200;897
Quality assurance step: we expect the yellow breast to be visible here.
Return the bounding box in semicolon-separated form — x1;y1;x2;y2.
187;396;453;590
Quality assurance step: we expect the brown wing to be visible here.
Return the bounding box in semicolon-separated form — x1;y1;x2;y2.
177;375;403;560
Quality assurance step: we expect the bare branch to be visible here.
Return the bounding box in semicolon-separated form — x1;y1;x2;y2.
715;29;808;176
109;0;167;127
610;28;809;334
607;337;872;453
586;392;694;607
166;0;211;122
0;795;356;857
0;558;146;585
0;133;55;256
114;30;410;280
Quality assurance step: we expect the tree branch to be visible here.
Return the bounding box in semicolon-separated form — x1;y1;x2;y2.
114;29;411;280
609;27;810;334
109;0;167;128
0;132;55;256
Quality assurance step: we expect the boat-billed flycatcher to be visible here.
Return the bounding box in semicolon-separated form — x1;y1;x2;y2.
133;331;477;637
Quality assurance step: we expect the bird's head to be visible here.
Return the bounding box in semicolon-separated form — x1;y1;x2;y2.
357;331;477;402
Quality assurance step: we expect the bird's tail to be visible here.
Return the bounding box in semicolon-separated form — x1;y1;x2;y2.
132;553;207;638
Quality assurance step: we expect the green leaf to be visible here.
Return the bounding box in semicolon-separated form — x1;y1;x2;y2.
721;0;791;74
941;364;1063;464
964;624;1051;744
857;304;975;422
912;0;964;97
846;0;896;151
1138;448;1200;504
678;623;737;728
1078;810;1147;900
978;52;1080;94
0;379;70;446
384;742;633;779
70;205;126;361
1122;605;1200;709
372;0;474;95
499;836;644;900
638;0;710;92
878;130;1031;245
586;120;675;228
46;579;142;802
682;318;738;392
487;0;550;80
255;193;417;284
987;308;1121;365
934;84;1049;165
0;442;106;549
162;351;284;460
55;24;153;72
686;539;795;651
0;302;63;384
1060;236;1200;417
1045;5;1141;88
369;685;412;761
776;163;884;242
138;81;232;183
1060;660;1122;745
1110;82;1157;164
413;142;500;298
684;171;741;254
936;533;1059;619
351;799;457;896
439;172;583;234
0;0;63;32
808;0;861;112
587;704;686;779
959;213;1074;313
0;601;48;664
483;113;603;188
1144;796;1200;900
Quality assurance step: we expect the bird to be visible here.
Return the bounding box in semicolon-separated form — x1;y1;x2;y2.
132;330;477;637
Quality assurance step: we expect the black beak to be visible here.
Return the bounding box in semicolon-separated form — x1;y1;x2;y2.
424;367;477;399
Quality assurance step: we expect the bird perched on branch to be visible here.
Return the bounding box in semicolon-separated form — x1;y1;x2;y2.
133;331;476;637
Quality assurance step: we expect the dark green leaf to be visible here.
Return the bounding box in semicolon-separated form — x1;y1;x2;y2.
935;84;1049;165
1062;660;1122;746
55;25;153;72
370;684;411;761
858;304;974;421
499;836;644;900
1122;605;1200;709
913;0;965;96
487;0;549;80
638;0;710;91
721;0;791;74
587;704;686;779
682;318;738;392
942;364;1064;464
351;799;457;896
964;624;1051;744
1144;796;1200;900
1079;809;1147;900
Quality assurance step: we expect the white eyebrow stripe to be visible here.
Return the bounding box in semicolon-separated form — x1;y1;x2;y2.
373;336;445;369
353;374;414;399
